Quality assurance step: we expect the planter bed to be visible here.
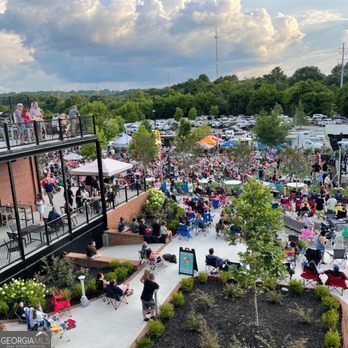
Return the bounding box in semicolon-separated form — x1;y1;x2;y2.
154;281;338;348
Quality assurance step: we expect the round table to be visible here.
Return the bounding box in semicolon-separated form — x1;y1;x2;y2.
287;182;305;189
224;180;242;186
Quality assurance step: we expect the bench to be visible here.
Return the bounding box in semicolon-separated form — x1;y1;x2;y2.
106;229;144;246
66;252;140;269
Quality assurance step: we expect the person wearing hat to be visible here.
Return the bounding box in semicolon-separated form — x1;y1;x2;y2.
322;264;347;281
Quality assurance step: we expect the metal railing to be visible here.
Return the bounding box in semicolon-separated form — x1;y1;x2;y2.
0;116;95;151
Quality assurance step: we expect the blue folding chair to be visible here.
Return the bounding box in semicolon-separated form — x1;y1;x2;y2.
193;219;207;236
201;213;213;227
177;223;192;240
212;199;220;209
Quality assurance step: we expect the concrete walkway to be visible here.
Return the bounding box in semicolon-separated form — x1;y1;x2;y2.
5;210;348;348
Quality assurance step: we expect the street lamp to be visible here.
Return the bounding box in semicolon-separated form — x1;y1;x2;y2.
152;96;156;130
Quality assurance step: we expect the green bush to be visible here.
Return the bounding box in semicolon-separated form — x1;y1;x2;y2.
86;278;97;295
197;272;208;284
200;330;221;348
109;260;121;270
115;267;128;282
180;278;194;292
219;271;232;284
325;330;341;348
122;261;134;274
223;284;246;300
159;303;174;321
0;301;9;317
147;320;165;339
186;311;207;333
263;277;277;291
314;285;330;300
266;290;284;305
136;337;154;348
104;272;116;281
28;296;45;308
296;239;307;250
62;288;71;299
171;291;185;307
289;279;304;295
322;309;339;329
194;290;215;309
322;296;340;311
167;219;179;232
71;283;82;300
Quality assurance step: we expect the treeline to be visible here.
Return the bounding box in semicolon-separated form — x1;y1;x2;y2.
2;64;348;121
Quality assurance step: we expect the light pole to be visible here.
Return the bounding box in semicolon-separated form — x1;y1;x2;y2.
152;96;156;129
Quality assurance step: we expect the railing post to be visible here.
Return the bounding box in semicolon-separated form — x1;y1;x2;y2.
92;115;96;134
33;121;40;145
136;182;140;196
85;203;89;223
44;221;50;246
79;117;83;137
58;118;63;141
125;185;128;202
143;176;147;192
3;123;10;150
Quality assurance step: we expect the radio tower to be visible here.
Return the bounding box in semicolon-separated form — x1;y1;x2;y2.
214;27;220;79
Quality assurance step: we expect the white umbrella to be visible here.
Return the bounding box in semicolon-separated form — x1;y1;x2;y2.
224;180;242;185
287;182;305;189
70;158;133;177
64;152;84;161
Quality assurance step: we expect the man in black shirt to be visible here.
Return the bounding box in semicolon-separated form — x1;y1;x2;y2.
86;240;98;258
315;195;325;214
141;273;159;321
152;219;161;238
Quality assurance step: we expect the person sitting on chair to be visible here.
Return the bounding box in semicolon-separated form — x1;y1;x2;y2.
86;240;99;258
31;303;50;330
206;248;233;270
152;219;161;238
16;301;27;321
105;279;124;300
96;273;109;292
118;217;126;232
322;264;347;280
48;206;61;222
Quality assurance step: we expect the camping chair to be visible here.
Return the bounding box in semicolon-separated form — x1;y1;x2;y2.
105;288;128;310
52;290;71;314
186;212;195;223
325;274;348;296
328;249;347;266
96;280;107;302
194;219;207;236
300;265;321;287
201;213;213;227
212;199;220;209
288;235;299;243
177;224;192;240
205;255;219;275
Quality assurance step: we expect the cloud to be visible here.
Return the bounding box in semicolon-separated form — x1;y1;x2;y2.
0;0;303;90
300;10;348;27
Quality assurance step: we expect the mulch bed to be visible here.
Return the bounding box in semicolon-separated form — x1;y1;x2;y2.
155;281;333;348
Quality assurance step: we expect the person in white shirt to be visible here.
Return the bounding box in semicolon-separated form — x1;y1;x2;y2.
30;101;43;121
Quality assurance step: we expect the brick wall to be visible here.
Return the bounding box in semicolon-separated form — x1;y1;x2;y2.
0;157;38;208
107;191;149;229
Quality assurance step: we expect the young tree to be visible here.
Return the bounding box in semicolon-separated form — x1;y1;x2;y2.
129;125;157;169
175;118;193;152
188;107;197;120
209;104;219;116
253;108;290;146
293;100;308;129
280;148;312;179
174;107;184;121
226;180;286;326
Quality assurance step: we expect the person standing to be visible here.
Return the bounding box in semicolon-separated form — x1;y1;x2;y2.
140;273;159;321
315;230;327;264
68;105;80;136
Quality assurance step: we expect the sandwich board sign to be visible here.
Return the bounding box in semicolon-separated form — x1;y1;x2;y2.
179;247;198;276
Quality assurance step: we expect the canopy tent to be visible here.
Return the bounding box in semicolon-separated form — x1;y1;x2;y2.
70;158;133;177
220;140;239;148
197;135;221;149
112;134;132;148
64;152;84;161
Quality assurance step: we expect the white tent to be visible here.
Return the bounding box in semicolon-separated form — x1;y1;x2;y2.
64;152;84;161
112;134;132;148
70;158;133;177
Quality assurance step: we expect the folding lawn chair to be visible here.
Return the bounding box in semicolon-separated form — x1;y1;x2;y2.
194;219;207;236
105;289;128;310
300;265;321;287
205;255;219;275
327;249;347;266
325;274;348;296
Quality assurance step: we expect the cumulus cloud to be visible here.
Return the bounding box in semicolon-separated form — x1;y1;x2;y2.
0;0;303;89
300;10;348;27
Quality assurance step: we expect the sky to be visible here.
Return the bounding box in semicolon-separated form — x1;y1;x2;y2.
0;0;347;92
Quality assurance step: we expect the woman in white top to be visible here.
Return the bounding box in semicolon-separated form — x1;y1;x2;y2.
35;193;45;221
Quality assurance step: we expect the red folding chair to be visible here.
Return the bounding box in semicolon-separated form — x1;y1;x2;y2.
52;290;71;313
325;274;348;296
300;268;321;287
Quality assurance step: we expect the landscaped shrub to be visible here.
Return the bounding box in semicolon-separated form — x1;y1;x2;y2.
104;272;116;281
322;296;340;311
71;283;82;300
219;271;232;284
194;290;215;309
186;311;207;333
122;261;134;274
0;278;47;307
266;290;284;304
115;267;128;282
263;277;277;291
314;285;330;300
324;330;341;348
322;309;339;329
109;260;121;270
289;279;304;295
0;301;9;317
144;188;165;217
136;337;154;348
288;303;313;324
296;239;307;250
159;303;174;321
86;278;97;295
77;267;89;278
147;320;165;339
28;296;45;308
197;272;208;284
171;291;185;307
223;284;245;300
199;328;221;348
180;278;194;292
62;288;72;299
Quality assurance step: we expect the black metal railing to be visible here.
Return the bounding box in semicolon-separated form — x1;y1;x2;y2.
0;116;95;151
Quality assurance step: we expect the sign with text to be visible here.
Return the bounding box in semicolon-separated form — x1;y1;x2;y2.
0;331;51;348
179;247;198;276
